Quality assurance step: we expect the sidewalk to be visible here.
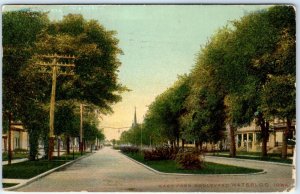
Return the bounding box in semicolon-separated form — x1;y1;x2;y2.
2;179;28;184
2;158;28;165
206;153;294;163
2;150;68;165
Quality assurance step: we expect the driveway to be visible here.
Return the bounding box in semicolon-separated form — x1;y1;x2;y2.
16;147;294;192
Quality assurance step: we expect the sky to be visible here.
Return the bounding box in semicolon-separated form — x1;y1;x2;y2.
3;5;272;140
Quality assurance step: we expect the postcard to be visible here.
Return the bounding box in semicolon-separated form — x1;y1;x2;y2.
1;4;296;192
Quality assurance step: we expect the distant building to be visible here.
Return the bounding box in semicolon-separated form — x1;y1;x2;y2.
235;119;296;153
132;107;138;127
2;121;29;152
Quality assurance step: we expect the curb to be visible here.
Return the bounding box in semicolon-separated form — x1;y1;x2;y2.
120;152;266;176
205;155;294;167
4;152;95;191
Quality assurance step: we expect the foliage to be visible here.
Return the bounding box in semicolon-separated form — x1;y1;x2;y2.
119;124;144;145
54;102;79;137
2;10;50;117
184;5;295;158
120;76;191;147
143;145;179;161
261;75;295;119
120;145;140;154
2;10;125;160
30;14;128;113
142;75;191;146
83;122;105;142
2;10;50;160
175;151;204;170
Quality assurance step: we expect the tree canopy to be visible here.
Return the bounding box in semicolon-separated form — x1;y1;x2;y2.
3;10;125;160
119;6;295;159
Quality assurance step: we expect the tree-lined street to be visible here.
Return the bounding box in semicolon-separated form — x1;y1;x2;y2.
16;147;294;192
2;5;295;192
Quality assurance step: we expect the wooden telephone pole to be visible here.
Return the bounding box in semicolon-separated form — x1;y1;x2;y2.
80;103;83;155
36;53;76;160
8;112;13;165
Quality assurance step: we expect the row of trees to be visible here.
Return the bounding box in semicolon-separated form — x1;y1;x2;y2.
3;11;127;160
120;6;295;159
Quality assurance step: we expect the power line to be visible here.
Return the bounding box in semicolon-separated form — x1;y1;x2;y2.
34;53;76;160
100;126;131;129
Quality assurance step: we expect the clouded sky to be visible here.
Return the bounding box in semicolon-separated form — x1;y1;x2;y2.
3;4;271;140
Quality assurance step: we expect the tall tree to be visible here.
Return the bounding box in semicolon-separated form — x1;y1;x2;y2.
2;10;50;160
256;6;296;158
141;75;190;147
3;11;127;160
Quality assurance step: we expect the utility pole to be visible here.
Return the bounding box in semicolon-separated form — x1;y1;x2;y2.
80;103;83;155
8;112;13;165
140;125;142;150
36;53;75;160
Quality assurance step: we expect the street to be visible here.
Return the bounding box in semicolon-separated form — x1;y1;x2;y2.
16;147;294;192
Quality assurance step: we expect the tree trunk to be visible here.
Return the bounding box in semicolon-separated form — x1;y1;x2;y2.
29;128;40;161
176;138;180;148
199;141;203;151
43;132;49;160
260;120;269;158
57;137;60;158
182;139;185;150
256;112;269;158
83;140;86;152
66;135;70;155
195;140;199;152
48;136;54;160
282;118;291;159
229;124;236;157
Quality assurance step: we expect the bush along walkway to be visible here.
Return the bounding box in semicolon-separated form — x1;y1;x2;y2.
2;152;92;190
120;146;264;175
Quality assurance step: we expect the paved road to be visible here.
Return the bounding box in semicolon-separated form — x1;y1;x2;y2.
16;147;294;192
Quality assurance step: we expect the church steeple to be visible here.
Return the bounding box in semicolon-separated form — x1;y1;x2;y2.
132;107;137;127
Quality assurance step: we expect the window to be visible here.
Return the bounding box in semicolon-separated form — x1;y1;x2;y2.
248;133;253;142
243;134;247;141
15;137;20;149
237;134;242;147
14;132;20;149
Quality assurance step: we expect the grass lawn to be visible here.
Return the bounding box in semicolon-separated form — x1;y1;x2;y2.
3;152;88;179
212;152;293;164
3;160;67;179
2;183;18;188
52;152;86;161
2;152;28;161
2;152;85;179
124;152;263;174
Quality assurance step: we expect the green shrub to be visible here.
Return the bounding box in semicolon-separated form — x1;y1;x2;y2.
143;145;179;161
13;148;28;154
175;151;204;170
120;145;139;153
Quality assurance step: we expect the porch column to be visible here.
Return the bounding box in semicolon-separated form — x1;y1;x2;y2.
274;131;277;147
246;133;249;151
241;133;244;147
